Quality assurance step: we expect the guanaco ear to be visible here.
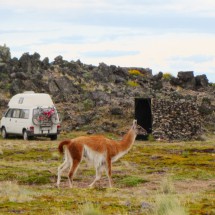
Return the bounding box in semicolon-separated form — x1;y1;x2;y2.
133;119;137;128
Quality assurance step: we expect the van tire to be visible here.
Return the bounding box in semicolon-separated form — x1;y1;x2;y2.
50;135;57;141
23;130;29;140
1;128;7;139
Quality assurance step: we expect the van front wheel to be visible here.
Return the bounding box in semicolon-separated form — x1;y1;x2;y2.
23;130;29;140
1;128;7;139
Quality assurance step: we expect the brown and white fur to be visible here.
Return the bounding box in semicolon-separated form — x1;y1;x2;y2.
57;120;147;188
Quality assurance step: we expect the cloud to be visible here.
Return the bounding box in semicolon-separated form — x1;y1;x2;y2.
2;0;214;15
81;50;140;58
1;0;215;34
1;0;215;83
40;36;88;45
171;55;214;63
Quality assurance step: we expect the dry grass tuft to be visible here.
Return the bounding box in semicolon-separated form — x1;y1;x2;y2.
152;177;187;215
160;176;175;194
154;195;187;215
0;146;3;155
0;181;36;203
79;202;102;215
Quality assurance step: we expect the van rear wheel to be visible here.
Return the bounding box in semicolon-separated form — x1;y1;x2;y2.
1;128;7;139
23;130;29;140
50;135;57;141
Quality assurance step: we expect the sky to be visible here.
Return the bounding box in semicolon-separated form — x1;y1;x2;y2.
0;0;215;83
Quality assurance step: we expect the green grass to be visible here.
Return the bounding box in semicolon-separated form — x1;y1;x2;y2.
118;175;148;187
0;134;214;214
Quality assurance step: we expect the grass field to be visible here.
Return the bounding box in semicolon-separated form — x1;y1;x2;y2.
0;132;214;214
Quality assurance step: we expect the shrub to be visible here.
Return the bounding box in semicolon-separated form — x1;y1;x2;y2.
127;80;139;87
83;99;94;111
147;134;155;142
128;69;143;76
181;150;190;158
162;73;173;81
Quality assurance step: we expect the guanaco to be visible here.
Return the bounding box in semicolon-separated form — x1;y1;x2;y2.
57;120;147;188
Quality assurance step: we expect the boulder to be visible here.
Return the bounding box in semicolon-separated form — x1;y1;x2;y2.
19;52;42;74
90;90;111;105
178;71;194;81
177;71;196;89
110;107;123;115
195;74;208;88
0;44;11;63
42;57;49;69
53;55;63;65
151;72;163;81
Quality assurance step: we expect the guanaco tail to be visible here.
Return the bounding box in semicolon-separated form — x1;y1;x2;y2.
57;120;147;188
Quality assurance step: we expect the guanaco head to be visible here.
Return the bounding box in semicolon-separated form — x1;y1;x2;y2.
132;120;147;135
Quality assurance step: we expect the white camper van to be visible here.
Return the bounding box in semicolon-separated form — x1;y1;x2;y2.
0;92;61;140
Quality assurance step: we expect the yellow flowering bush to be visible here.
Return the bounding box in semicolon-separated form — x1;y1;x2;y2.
128;69;143;76
162;73;173;81
127;80;139;87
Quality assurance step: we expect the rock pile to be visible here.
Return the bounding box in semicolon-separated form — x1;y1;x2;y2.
152;99;202;141
170;71;209;90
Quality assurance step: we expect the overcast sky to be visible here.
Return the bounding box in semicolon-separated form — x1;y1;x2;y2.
0;0;215;82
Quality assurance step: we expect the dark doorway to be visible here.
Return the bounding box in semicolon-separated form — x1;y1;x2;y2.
135;98;152;140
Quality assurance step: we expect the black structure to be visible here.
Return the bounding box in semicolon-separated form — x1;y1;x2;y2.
135;98;152;140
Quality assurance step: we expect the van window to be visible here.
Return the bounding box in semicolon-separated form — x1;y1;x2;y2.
18;97;24;104
5;109;13;118
12;109;21;118
20;109;30;119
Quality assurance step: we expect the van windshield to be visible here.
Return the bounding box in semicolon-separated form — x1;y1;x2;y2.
5;109;13;118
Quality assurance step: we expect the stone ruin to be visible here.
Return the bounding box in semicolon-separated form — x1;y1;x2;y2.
151;99;202;141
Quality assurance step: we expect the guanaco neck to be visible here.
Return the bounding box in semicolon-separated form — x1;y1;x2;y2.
118;127;137;152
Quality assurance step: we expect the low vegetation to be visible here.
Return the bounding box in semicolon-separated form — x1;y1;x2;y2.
128;69;144;76
0;134;214;214
162;73;173;81
127;80;139;87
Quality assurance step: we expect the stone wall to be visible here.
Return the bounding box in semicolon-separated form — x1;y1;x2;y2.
152;99;202;141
